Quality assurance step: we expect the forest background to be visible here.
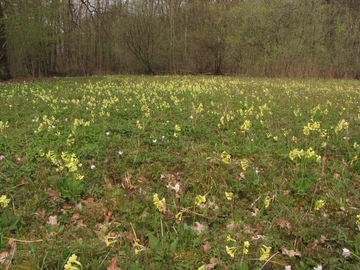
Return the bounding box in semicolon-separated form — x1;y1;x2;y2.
0;0;360;79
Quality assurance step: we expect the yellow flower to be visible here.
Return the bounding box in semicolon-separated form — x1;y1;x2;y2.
243;241;250;254
105;234;117;247
335;119;349;134
153;193;165;212
194;195;206;206
133;238;146;255
221;151;231;164
259;245;271;261
356;215;360;228
240;159;248;171
315;200;325;210
241;120;251;133
64;254;82;270
226;246;238;258
264;196;271;209
225;192;234;201
174;124;181;132
226;235;236;242
175;212;182;221
0;195;10;208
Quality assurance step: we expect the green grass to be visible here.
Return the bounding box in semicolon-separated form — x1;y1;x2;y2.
1;75;360;269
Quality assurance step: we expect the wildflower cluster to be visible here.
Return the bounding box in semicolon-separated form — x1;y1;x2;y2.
289;147;321;163
194;195;206;206
0;195;10;208
153;193;165;212
314;199;325;210
240;119;251;133
335;119;349;134
225;236;251;259
174;124;181;137
46;150;83;180
64;254;82;270
221;151;231;164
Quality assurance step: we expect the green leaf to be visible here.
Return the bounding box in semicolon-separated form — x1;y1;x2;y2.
147;233;160;250
169;238;178;254
240;261;249;270
354;233;360;254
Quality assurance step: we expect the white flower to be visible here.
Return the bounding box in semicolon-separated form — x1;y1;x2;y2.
0;155;5;160
285;266;291;270
118;150;123;155
153;139;157;143
106;131;110;136
90;165;96;170
314;265;322;270
342;248;351;258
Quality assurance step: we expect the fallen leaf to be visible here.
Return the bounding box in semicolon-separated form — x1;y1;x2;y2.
333;173;340;179
47;215;58;226
282;247;301;257
191;222;208;235
275;217;292;230
226;221;235;230
4;238;16;270
107;256;121;270
202;242;212;253
47;188;61;200
0;252;9;264
308;235;327;250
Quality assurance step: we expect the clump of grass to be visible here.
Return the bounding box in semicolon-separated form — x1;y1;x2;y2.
1;76;360;269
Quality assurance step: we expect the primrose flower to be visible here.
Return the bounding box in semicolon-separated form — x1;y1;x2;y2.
226;246;238;258
264;196;271;209
335;119;349;134
0;195;10;208
315;200;325;210
64;254;82;270
225;192;234;201
175;212;182;221
241;120;251;133
153;193;165;212
259;245;271;261
226;235;236;242
342;248;351;258
221;151;231;164
195;195;206;206
356;214;360;228
174;124;181;132
240;159;248;171
105;234;117;247
133;238;146;255
243;241;250;254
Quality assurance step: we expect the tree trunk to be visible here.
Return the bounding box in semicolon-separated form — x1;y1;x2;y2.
0;2;11;80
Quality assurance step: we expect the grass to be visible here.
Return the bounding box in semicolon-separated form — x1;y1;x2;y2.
0;75;360;269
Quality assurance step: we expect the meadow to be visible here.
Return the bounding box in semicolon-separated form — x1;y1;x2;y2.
0;75;360;270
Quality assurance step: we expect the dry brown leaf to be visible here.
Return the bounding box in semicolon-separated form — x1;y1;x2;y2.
105;211;113;223
3;238;16;270
308;235;327;251
47;188;61;200
47;215;58;226
333;173;340;179
226;221;235;230
202;242;212;253
281;247;301;257
191;222;208;235
0;252;9;264
107;256;121;270
275;217;292;230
